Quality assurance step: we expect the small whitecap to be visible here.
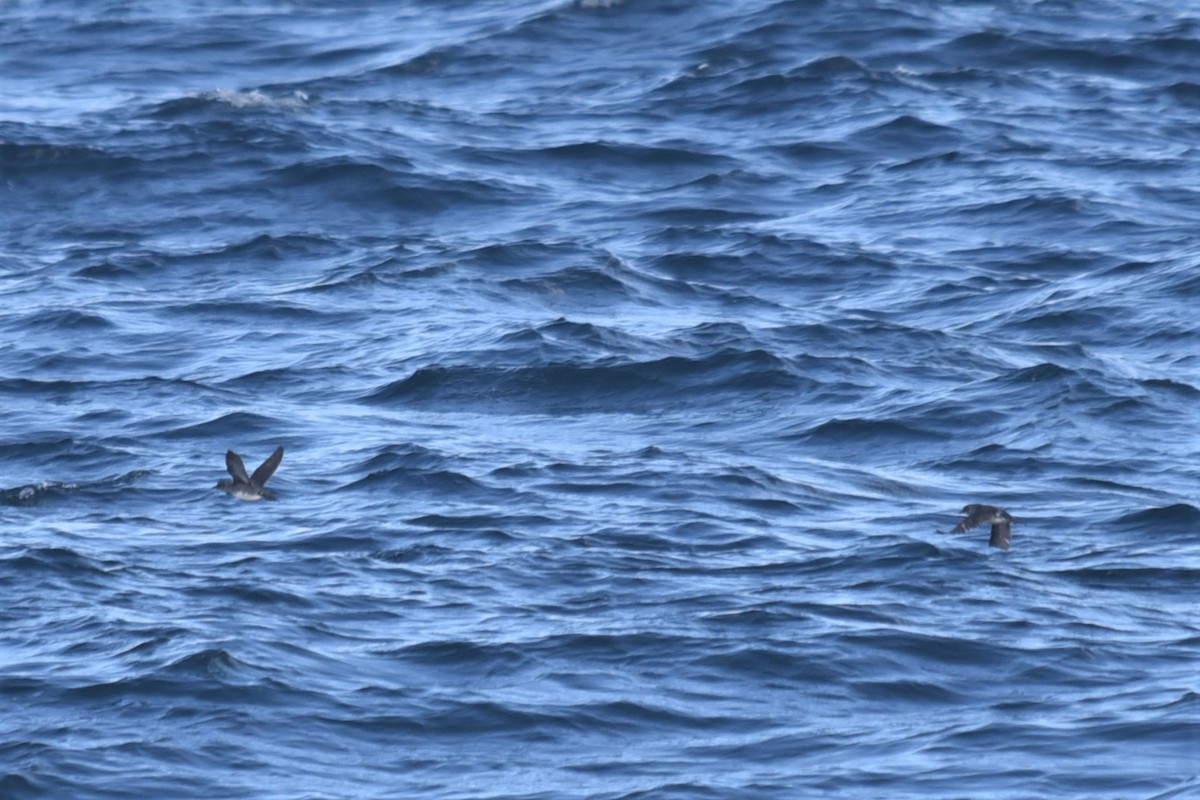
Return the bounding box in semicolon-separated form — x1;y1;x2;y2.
207;89;309;111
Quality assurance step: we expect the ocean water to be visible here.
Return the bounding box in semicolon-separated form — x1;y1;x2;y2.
2;1;1198;798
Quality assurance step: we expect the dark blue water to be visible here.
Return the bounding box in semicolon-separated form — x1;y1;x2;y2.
2;2;1198;798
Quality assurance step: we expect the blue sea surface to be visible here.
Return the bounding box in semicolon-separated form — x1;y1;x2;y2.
2;1;1198;798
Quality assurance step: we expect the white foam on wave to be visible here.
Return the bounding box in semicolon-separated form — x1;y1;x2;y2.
207;89;309;111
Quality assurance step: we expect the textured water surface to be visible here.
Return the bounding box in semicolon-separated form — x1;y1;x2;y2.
2;1;1198;798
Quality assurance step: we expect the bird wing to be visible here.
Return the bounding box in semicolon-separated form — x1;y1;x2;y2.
250;446;284;487
952;507;988;533
989;521;1012;549
226;450;250;483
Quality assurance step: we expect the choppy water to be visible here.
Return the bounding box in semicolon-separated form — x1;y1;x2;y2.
2;2;1199;798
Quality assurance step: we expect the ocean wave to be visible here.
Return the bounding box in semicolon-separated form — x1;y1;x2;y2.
1;471;150;507
364;348;805;413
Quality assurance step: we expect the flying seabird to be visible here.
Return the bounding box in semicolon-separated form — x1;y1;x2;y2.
216;447;284;501
952;504;1014;549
